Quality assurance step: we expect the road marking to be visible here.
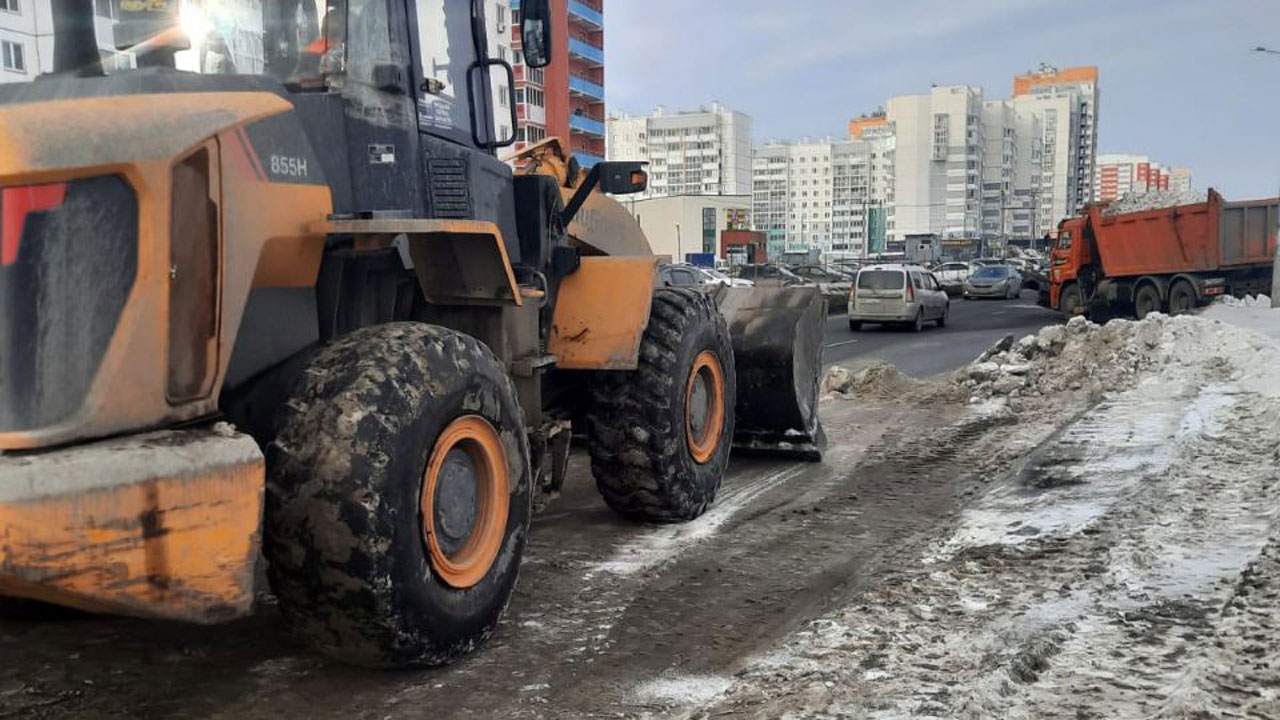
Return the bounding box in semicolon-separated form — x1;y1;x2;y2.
825;339;860;349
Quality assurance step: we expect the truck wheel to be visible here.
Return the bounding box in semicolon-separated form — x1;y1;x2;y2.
1134;285;1161;320
264;323;531;668
848;320;862;332
1168;281;1196;316
937;304;949;328
1058;284;1082;315
587;288;736;523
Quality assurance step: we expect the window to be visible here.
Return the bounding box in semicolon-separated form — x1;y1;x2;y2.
0;0;17;12
2;40;23;73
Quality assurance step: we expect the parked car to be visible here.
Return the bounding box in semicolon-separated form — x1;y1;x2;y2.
732;264;805;286
791;265;854;312
699;267;753;287
964;264;1023;299
933;262;971;295
848;264;950;332
658;264;712;288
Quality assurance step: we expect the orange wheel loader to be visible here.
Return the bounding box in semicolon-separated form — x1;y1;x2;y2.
0;0;825;667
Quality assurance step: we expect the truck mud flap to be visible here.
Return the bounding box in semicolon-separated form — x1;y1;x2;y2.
713;285;826;461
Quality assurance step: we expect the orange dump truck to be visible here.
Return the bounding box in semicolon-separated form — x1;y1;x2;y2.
1049;189;1279;319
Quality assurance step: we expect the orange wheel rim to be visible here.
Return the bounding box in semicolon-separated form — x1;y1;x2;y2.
685;350;726;464
420;416;509;589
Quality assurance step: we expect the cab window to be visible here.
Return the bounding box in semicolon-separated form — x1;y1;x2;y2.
1058;230;1073;250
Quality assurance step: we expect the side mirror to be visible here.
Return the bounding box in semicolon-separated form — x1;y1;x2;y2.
560;161;649;228
596;161;648;195
521;0;553;69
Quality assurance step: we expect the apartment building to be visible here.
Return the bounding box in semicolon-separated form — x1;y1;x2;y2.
980;101;1042;240
1010;65;1099;235
511;0;605;167
750;136;891;259
885;85;985;242
0;0;131;82
1094;153;1191;202
606;103;752;199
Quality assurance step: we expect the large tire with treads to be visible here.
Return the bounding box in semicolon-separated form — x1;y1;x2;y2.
263;322;531;668
587;288;736;523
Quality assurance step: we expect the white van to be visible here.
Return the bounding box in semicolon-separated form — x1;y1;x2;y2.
848;264;950;332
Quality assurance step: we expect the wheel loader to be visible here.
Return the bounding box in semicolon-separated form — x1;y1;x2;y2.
0;0;824;667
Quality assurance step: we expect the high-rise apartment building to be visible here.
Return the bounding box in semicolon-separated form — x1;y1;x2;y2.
512;0;605;167
750;136;891;259
607;103;752;199
0;0;134;81
1094;154;1191;202
980;101;1042;239
886;85;986;241
1010;65;1099;235
1168;167;1193;194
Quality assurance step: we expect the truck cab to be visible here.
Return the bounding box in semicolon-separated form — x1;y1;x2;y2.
1048;214;1095;314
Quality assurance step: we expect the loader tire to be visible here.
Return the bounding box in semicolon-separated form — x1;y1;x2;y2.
587;288;736;523
264;323;531;668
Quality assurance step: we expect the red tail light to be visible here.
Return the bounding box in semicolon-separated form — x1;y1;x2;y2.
1;183;68;266
905;283;915;302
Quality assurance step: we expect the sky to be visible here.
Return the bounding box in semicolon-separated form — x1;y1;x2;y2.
605;0;1280;199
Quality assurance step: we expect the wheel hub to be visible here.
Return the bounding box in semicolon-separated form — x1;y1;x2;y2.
685;351;725;465
420;416;509;589
433;448;479;557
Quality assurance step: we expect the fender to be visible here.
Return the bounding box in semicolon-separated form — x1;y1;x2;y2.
0;92;333;450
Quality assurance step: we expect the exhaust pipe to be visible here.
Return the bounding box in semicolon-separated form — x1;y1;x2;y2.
50;0;104;76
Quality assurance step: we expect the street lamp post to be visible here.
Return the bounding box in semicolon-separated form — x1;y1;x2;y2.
1260;47;1280;305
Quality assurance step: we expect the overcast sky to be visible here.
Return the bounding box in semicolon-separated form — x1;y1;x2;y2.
605;0;1280;199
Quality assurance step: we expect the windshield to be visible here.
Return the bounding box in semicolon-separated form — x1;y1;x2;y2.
973;265;1010;279
57;0;357;87
857;270;906;290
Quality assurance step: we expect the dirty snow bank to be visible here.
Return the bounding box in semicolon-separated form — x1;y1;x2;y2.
1201;296;1280;342
822;362;957;402
1215;293;1272;308
955;312;1278;408
694;314;1280;718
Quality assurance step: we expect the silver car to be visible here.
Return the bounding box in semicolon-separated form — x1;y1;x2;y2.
963;264;1022;299
848;264;950;332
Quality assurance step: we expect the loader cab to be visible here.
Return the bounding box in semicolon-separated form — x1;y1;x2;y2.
62;0;551;228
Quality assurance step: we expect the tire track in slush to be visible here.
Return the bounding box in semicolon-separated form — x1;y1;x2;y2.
701;375;1280;719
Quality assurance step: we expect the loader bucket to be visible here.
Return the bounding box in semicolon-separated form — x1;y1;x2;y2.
714;285;826;461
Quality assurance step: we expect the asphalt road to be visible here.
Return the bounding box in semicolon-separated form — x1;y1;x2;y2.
823;290;1063;376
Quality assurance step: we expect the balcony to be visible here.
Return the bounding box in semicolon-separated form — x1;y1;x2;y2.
569;37;604;66
568;75;604;102
568;1;603;28
574;152;603;169
570;114;605;137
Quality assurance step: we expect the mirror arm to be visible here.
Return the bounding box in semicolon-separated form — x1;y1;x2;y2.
561;164;603;228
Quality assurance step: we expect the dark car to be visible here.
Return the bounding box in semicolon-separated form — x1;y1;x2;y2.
732;264;804;286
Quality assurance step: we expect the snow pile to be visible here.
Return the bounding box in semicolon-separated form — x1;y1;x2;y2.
1201;295;1280;342
1102;189;1206;215
1215;293;1271;308
823;362;956;402
958;313;1278;403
